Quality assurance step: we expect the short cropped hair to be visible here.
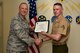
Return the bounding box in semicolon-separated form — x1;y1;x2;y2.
54;3;63;8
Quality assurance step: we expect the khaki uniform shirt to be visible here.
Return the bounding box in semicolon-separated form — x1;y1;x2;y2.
52;16;70;45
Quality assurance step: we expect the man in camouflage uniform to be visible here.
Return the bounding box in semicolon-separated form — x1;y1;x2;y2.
41;3;70;53
7;2;41;53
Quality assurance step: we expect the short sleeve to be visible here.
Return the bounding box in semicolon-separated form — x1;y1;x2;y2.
57;20;68;36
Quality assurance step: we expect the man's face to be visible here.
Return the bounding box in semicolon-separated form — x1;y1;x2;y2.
19;4;28;16
53;5;63;17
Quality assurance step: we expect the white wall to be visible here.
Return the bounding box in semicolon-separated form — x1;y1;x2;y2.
3;0;80;53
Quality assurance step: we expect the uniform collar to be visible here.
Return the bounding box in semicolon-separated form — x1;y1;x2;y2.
18;13;27;21
55;15;63;22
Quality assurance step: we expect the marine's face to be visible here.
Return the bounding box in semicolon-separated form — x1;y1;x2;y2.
19;4;28;17
53;5;63;17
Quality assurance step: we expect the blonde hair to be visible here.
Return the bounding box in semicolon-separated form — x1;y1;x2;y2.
19;2;28;8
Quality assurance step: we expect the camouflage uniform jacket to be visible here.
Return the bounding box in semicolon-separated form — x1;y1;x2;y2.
7;13;34;52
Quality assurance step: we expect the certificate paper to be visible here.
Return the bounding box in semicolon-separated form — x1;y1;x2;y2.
34;20;49;32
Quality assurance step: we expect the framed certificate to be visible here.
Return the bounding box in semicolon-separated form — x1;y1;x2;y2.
34;20;49;32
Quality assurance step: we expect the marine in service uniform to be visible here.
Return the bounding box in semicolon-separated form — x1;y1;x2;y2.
40;3;70;53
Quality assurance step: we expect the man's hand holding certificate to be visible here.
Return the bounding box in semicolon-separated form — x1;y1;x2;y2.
34;20;49;32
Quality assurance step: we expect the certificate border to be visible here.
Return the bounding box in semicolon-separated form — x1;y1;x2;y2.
34;20;50;33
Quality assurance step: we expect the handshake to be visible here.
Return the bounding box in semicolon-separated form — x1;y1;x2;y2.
30;26;48;46
33;31;49;46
